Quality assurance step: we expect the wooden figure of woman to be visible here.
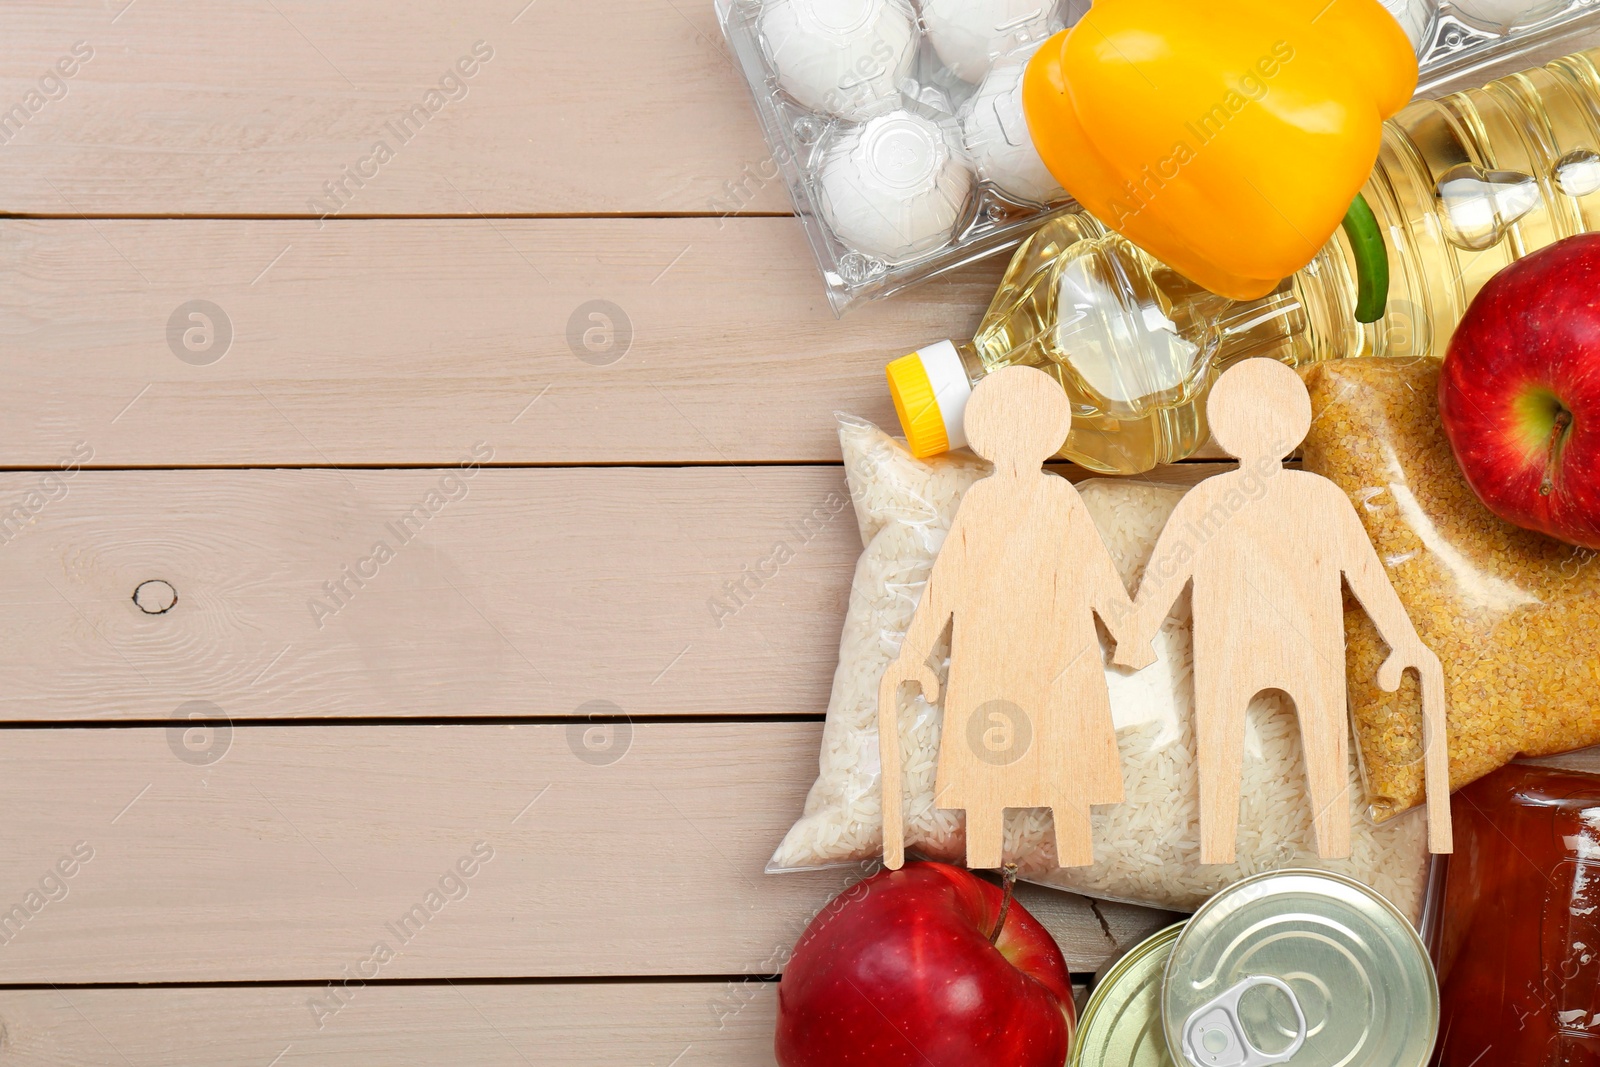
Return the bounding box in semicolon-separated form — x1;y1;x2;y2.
878;365;1147;871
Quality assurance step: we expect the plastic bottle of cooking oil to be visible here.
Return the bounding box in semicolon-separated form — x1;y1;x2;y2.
887;46;1600;474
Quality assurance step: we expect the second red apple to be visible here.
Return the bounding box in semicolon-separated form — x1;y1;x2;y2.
1440;233;1600;550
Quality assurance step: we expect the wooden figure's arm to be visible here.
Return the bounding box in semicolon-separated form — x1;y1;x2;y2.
1111;502;1196;669
888;553;951;703
1335;499;1432;681
1334;492;1453;853
1080;510;1147;669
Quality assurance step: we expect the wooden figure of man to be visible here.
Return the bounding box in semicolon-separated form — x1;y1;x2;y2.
879;365;1144;871
1114;358;1452;862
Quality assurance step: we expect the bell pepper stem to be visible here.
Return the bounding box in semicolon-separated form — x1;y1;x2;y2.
1342;193;1389;323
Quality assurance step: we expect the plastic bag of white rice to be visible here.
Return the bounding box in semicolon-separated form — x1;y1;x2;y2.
768;415;1428;920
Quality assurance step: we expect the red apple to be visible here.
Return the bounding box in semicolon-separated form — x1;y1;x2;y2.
1440;233;1600;549
775;862;1075;1067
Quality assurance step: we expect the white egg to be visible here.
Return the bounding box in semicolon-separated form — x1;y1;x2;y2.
920;0;1064;83
757;0;919;120
1448;0;1568;32
818;111;975;262
1378;0;1436;51
959;47;1064;205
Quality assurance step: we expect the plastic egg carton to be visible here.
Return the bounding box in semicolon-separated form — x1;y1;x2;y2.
715;0;1089;314
1392;0;1600;90
716;0;1600;315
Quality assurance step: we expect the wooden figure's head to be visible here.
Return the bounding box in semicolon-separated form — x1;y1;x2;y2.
1207;358;1312;465
964;366;1071;471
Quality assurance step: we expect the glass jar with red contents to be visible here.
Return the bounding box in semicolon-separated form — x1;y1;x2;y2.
1435;762;1600;1067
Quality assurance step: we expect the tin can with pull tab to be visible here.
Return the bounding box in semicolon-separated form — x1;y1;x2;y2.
1179;975;1306;1067
1162;870;1438;1067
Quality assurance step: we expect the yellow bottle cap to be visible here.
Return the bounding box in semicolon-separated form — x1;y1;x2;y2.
885;341;971;458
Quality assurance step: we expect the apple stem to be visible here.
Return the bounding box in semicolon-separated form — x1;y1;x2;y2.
1541;408;1574;497
990;863;1019;947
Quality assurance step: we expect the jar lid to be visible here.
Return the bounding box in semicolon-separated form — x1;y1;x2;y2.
1070;923;1185;1067
1162;869;1437;1067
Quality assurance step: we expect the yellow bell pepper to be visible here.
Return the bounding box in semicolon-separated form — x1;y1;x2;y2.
1022;0;1417;300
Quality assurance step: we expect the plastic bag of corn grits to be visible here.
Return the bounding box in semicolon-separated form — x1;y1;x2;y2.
767;414;1428;920
1301;358;1600;823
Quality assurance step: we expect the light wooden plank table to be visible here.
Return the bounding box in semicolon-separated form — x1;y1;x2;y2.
8;3;1591;1064
0;3;1184;1064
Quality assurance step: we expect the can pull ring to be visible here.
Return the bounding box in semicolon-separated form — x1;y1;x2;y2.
1180;975;1308;1067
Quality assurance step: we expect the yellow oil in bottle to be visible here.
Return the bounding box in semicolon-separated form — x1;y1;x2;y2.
1365;48;1600;362
896;48;1600;474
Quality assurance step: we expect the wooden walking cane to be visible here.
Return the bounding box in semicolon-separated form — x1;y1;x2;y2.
1373;640;1453;854
879;668;906;870
1420;656;1453;854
